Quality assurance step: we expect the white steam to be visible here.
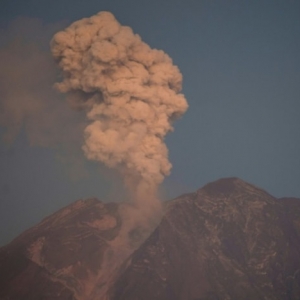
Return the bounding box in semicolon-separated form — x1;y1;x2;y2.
51;11;188;201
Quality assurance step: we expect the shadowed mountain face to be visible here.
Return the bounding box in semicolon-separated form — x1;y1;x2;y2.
0;199;122;300
111;178;300;300
1;178;300;300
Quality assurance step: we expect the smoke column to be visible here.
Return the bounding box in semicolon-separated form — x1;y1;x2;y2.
51;11;187;202
51;11;188;298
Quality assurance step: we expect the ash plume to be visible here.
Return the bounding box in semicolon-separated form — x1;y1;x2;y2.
51;12;188;298
0;12;188;299
51;11;188;206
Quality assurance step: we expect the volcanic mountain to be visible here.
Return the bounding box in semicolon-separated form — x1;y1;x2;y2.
1;178;300;300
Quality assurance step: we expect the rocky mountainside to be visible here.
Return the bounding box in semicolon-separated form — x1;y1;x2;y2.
111;178;300;300
1;178;300;300
0;199;122;299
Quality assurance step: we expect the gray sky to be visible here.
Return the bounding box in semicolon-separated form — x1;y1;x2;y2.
0;0;299;246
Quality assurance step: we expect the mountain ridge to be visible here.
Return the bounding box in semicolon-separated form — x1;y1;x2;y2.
1;177;300;300
111;177;300;300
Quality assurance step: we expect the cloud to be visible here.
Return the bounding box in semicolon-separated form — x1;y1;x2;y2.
51;11;188;200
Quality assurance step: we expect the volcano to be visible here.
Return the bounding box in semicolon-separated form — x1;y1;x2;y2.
1;178;300;300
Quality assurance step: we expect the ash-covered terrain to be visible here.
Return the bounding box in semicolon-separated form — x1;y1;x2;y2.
1;177;300;300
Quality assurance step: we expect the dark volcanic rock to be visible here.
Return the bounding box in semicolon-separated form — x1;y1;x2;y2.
111;178;300;300
0;198;121;300
1;178;300;300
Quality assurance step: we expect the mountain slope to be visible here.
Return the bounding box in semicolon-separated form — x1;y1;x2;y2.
111;178;300;300
0;198;121;300
0;178;300;300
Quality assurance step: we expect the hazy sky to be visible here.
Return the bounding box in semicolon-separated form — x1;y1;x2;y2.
0;0;299;246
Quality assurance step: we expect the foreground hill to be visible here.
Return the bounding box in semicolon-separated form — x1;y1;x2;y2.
1;178;300;300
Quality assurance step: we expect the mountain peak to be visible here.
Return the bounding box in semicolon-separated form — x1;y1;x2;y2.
199;177;269;198
201;177;241;195
1;178;300;300
112;179;300;300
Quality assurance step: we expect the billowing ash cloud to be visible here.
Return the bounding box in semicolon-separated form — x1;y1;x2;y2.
0;13;188;298
51;11;188;201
